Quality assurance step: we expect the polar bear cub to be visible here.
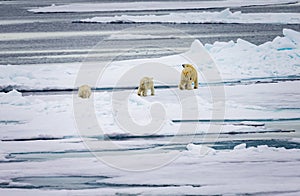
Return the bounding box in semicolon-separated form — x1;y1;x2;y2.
78;84;92;99
179;64;198;90
137;77;155;96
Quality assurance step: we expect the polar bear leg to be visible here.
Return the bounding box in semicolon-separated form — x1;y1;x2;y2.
194;78;198;89
82;91;87;98
138;87;146;96
179;80;185;90
151;85;155;95
187;82;193;90
179;84;183;90
137;87;142;96
142;89;147;96
180;84;185;90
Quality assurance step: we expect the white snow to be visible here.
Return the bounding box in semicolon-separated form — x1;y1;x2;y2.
233;143;247;150
0;148;8;161
28;0;298;13
206;28;300;81
1;80;299;141
1;16;300;194
283;28;300;46
1;29;299;89
1;29;300;140
1;144;298;195
0;89;29;106
186;143;216;155
80;8;300;24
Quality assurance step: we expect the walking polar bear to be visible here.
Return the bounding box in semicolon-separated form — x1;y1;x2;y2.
137;77;155;96
78;84;92;99
179;64;198;90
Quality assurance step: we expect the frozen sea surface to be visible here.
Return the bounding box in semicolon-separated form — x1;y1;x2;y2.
1;1;300;65
1;0;300;195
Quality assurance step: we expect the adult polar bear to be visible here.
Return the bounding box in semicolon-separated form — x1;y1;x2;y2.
179;64;198;90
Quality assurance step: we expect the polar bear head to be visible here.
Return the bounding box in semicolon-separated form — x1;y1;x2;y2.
182;68;193;81
182;63;195;69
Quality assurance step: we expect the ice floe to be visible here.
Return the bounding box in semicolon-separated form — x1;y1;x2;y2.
28;1;298;13
79;8;300;24
0;29;299;90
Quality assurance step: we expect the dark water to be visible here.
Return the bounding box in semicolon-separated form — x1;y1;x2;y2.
1;0;300;65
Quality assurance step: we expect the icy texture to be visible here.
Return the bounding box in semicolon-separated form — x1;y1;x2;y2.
206;29;300;81
1;23;300;195
29;1;297;13
0;29;299;89
0;89;29;106
1;80;299;140
80;9;300;24
1;144;299;195
186;143;216;155
1;29;300;139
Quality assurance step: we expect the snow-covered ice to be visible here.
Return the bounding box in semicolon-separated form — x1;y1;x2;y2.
80;8;300;24
28;0;298;13
1;10;300;194
1;28;299;90
1;29;300;140
0;143;299;195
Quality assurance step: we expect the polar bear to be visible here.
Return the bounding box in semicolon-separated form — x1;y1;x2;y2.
137;77;155;96
78;84;92;99
179;64;198;90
